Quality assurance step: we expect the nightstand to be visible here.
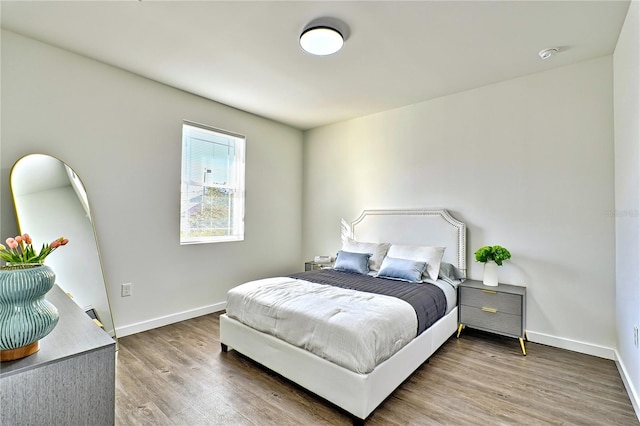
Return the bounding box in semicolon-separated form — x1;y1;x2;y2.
304;261;334;271
457;279;527;355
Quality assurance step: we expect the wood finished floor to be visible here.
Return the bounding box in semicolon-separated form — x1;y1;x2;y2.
115;312;638;425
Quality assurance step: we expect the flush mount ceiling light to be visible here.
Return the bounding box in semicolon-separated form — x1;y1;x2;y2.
300;18;349;56
539;47;559;60
300;26;343;56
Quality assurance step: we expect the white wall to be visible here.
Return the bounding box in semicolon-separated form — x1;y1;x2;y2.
303;57;616;357
614;0;640;413
0;30;303;335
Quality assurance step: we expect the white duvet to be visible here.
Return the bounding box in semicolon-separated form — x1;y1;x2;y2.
225;277;417;374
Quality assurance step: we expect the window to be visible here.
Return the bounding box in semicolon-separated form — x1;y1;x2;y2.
180;121;245;244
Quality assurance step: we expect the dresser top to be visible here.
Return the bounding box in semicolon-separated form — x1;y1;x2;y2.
461;279;526;295
0;285;115;378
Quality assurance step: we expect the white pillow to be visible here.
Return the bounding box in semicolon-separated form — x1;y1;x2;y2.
342;238;390;272
386;244;446;281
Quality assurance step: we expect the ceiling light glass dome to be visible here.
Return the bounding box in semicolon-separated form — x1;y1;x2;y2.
300;26;344;56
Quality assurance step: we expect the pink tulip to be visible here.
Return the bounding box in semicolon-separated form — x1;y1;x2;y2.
6;238;18;249
50;237;68;249
3;233;68;263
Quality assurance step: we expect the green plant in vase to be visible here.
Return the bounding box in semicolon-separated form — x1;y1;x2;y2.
474;245;511;266
474;245;511;286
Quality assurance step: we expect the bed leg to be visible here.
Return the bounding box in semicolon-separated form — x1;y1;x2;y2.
352;416;366;426
221;343;228;352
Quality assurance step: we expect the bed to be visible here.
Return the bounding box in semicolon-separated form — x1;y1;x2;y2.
220;208;466;423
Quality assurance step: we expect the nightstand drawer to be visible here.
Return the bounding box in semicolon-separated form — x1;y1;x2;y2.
460;286;522;315
460;306;522;337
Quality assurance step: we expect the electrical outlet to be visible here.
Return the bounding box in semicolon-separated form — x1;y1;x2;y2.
121;283;132;297
634;326;638;348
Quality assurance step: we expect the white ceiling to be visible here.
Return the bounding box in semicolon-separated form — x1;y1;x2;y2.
0;0;630;130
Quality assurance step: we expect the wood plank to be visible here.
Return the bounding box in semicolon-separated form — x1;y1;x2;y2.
115;312;638;425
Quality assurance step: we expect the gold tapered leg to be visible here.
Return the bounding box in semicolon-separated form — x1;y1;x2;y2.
457;323;464;338
519;337;526;356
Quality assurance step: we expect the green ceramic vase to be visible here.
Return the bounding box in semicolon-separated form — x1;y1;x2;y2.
0;264;59;350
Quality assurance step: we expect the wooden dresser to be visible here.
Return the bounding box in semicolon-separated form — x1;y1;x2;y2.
0;285;116;425
457;279;527;355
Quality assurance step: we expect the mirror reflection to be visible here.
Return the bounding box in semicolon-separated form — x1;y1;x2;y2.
10;154;116;339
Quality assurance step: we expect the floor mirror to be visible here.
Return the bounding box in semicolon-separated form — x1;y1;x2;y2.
10;154;116;339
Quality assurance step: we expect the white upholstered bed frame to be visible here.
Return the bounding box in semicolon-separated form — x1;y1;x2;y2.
220;209;466;423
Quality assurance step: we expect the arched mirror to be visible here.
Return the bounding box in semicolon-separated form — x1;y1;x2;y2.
10;154;116;339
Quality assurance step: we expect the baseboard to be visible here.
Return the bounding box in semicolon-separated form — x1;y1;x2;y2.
615;350;640;423
118;313;617;358
116;301;227;337
525;330;616;360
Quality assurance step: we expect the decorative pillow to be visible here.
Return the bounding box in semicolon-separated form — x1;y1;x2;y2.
333;250;372;275
376;256;427;283
438;262;466;287
386;244;445;281
342;238;390;272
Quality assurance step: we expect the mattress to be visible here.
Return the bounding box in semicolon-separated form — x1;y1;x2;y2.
225;270;451;374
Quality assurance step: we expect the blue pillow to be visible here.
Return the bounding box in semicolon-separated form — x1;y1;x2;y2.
376;256;427;283
333;250;371;275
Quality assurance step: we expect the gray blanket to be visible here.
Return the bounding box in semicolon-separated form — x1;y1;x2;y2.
288;269;447;335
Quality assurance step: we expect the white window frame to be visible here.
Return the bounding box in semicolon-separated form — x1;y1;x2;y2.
180;121;245;244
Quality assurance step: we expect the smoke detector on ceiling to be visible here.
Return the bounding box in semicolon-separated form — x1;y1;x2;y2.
538;48;559;60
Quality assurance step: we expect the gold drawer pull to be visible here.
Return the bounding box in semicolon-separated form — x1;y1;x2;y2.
482;307;497;314
481;290;497;294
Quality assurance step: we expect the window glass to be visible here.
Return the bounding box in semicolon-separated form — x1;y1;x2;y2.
180;122;245;244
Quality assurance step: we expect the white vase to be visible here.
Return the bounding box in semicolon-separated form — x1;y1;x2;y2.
483;260;499;286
